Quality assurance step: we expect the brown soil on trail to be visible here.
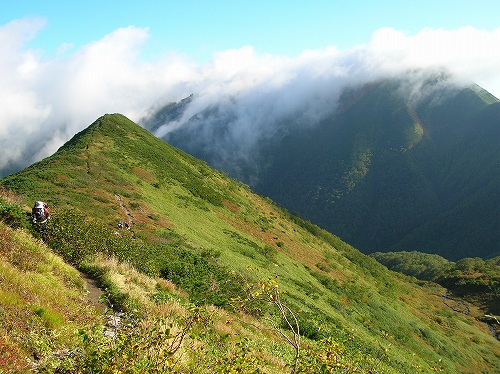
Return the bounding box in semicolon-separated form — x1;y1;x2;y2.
80;272;108;312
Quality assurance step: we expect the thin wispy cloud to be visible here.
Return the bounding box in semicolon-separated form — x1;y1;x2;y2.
1;18;499;176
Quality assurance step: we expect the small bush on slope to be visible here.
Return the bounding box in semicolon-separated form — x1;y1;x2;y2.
0;197;28;230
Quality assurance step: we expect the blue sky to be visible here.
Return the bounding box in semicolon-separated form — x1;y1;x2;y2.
3;0;499;60
1;0;500;175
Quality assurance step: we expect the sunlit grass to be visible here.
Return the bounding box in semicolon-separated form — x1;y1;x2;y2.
0;222;103;372
1;114;499;373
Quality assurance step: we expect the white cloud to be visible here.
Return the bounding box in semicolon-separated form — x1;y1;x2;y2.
367;27;500;94
0;19;499;176
0;21;198;174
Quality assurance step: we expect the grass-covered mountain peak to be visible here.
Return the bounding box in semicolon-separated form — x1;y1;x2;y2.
1;113;499;373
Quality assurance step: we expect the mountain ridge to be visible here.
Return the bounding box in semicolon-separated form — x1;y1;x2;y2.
1;113;499;372
142;73;499;260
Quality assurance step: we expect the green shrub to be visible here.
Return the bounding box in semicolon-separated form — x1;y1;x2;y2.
213;336;266;373
159;247;244;307
0;199;28;229
47;209;103;265
37;308;211;373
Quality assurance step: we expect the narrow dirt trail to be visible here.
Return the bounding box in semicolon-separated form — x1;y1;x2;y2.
80;272;131;339
80;272;107;312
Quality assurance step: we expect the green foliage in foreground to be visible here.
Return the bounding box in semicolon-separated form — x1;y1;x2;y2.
0;220;399;373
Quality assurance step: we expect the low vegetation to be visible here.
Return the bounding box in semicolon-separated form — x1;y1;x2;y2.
1;114;499;373
371;251;500;315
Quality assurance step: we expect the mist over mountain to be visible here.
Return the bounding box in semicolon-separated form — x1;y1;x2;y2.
3;24;500;180
142;70;500;261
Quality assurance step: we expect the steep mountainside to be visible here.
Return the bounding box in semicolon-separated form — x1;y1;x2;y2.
2;114;499;372
142;73;500;260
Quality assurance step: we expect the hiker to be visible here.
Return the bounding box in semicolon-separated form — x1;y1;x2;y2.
32;201;50;223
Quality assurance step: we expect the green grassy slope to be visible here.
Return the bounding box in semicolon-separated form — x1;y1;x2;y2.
153;77;499;260
1;114;499;373
0;219;102;373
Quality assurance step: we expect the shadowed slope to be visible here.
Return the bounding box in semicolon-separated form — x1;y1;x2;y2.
145;74;499;260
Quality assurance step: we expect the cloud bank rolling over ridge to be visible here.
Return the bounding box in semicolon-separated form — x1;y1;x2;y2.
1;18;499;177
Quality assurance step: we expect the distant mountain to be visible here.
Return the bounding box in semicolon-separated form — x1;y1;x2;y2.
2;113;499;372
142;71;500;260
